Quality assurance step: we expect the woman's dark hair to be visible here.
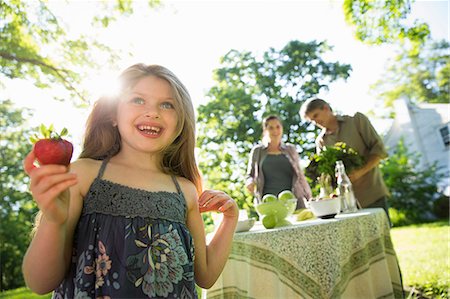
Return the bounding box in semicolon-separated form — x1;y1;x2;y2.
262;115;282;130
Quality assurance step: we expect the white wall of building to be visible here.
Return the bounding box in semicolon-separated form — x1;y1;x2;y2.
384;98;450;195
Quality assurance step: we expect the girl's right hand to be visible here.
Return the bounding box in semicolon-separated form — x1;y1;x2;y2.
23;150;78;225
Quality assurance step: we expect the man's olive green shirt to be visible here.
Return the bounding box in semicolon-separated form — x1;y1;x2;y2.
316;112;389;207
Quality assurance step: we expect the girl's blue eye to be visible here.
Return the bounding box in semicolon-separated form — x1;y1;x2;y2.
160;102;175;109
132;97;145;105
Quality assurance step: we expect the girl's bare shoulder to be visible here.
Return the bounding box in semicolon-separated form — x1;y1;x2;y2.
176;176;199;209
70;158;103;192
70;158;102;173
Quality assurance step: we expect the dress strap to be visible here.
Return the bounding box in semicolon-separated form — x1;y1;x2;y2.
171;175;183;195
97;157;110;179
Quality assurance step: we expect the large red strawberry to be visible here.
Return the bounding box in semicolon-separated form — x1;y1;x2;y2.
31;125;74;166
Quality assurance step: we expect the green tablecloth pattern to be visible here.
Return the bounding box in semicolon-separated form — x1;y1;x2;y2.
205;209;403;299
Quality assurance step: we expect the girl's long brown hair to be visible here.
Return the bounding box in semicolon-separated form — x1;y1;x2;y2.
79;64;202;194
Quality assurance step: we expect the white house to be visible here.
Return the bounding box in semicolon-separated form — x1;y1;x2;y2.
383;98;450;195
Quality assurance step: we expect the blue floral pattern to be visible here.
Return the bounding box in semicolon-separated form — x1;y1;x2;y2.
52;176;197;299
126;223;191;297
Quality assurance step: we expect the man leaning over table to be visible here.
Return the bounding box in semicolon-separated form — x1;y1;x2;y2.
299;97;391;224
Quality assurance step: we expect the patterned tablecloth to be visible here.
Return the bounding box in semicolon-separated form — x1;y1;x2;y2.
203;208;404;299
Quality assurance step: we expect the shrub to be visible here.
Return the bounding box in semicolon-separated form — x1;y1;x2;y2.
381;139;446;225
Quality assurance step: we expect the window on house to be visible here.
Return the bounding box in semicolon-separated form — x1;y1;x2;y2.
439;123;450;147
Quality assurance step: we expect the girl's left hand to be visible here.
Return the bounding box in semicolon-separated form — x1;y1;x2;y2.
198;190;238;218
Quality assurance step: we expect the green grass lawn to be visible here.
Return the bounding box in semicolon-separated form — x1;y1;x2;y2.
0;287;51;299
2;220;448;299
391;220;449;299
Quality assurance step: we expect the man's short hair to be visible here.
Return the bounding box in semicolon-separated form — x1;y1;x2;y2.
299;97;331;120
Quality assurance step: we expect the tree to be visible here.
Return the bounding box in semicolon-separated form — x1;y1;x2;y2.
343;0;430;46
0;100;37;290
0;0;160;105
342;0;448;107
372;39;450;106
196;40;352;211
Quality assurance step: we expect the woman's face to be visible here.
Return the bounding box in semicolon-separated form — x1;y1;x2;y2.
264;119;283;143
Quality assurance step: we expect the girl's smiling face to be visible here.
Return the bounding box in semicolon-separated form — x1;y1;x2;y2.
115;75;179;154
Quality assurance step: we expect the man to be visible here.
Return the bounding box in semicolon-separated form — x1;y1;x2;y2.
300;97;391;221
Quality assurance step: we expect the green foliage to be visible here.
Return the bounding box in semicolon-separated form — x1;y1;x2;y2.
372;39;450;107
391;220;449;298
381;139;445;225
343;0;430;46
91;0;160;27
1;0;96;103
197;40;352;211
0;287;51;299
388;208;410;227
0;0;160;105
343;1;447;108
0;100;38;290
305;142;364;190
432;193;449;219
29;124;69;143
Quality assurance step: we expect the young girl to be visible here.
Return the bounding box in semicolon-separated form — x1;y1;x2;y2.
22;64;238;298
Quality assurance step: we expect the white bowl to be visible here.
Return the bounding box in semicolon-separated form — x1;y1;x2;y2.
235;218;256;232
308;197;341;219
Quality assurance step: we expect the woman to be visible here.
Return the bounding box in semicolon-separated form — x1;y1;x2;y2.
246;115;312;209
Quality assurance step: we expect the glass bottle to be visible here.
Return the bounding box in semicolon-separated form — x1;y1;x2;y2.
335;160;358;213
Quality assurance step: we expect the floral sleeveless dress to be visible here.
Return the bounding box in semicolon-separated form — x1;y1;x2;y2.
52;158;197;299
